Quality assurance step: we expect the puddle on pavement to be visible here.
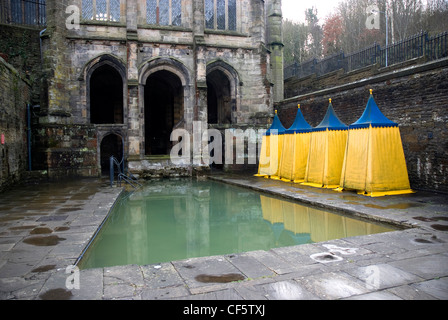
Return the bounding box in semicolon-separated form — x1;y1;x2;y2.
23;235;66;246
363;203;424;210
9;225;37;231
412;235;445;244
195;274;245;283
30;227;53;235
413;216;448;222
37;215;68;222
340;195;363;201
32;264;56;273
54;226;70;232
56;207;83;214
70;193;93;201
414;238;433;244
431;224;448;231
310;252;343;263
39;288;73;300
0;216;24;222
412;217;448;231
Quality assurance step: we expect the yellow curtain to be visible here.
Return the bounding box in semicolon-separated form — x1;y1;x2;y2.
367;126;413;196
278;132;311;183
269;134;284;180
293;132;312;183
338;127;369;191
254;135;269;177
278;133;295;181
303;129;348;188
255;134;283;178
339;125;413;197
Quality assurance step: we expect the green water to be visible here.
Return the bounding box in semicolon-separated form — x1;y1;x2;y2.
79;180;394;269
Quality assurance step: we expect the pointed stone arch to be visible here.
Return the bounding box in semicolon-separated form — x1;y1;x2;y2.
139;58;193;155
99;132;124;175
206;60;240;125
81;54;127;125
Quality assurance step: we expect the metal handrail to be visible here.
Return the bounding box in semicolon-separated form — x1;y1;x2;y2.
109;156;142;189
285;31;448;80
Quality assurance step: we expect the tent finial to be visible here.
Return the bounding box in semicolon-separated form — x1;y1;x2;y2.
275;109;278;114
298;104;300;109
370;89;373;95
329;98;332;104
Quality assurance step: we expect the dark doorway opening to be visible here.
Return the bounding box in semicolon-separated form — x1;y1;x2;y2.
90;64;124;124
207;69;232;125
145;71;183;155
100;134;123;175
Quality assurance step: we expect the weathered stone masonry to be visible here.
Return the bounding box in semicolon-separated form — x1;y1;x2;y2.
0;58;31;192
33;0;283;179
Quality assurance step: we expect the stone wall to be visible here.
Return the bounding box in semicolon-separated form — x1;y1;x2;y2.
35;0;278;178
0;58;31;192
0;24;43;107
32;124;98;179
284;57;427;99
277;58;448;194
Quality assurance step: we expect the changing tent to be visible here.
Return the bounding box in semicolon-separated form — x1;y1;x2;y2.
302;99;348;188
255;111;286;178
338;90;413;197
276;105;313;183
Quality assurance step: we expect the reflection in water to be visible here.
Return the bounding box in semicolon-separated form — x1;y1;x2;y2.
79;180;394;269
260;196;391;244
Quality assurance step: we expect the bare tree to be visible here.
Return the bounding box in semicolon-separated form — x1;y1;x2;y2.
391;0;424;41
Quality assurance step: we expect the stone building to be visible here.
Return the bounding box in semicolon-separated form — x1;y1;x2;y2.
32;0;284;179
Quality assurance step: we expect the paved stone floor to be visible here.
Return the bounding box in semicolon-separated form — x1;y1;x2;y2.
0;174;447;301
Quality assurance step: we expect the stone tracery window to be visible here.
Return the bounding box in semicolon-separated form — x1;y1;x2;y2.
205;0;236;31
146;0;182;26
81;0;121;22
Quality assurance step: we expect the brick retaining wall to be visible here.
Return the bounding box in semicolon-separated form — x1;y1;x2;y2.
0;58;31;191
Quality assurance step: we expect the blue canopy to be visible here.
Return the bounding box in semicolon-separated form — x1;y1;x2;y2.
313;100;348;132
286;106;313;134
265;111;286;136
350;92;397;129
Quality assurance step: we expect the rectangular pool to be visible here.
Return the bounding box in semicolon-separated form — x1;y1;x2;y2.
78;179;395;269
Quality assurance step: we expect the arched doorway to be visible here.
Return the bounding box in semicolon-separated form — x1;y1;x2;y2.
144;70;183;155
207;69;232;125
90;64;124;124
100;134;124;174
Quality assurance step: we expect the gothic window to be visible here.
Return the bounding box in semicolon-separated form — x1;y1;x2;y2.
81;0;121;22
205;0;214;29
228;0;236;31
7;0;46;26
204;0;237;31
146;0;182;26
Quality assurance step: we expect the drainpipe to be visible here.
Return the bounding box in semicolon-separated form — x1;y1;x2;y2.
39;28;46;64
27;103;32;171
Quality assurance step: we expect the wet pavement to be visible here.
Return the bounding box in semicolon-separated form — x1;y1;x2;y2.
0;174;447;300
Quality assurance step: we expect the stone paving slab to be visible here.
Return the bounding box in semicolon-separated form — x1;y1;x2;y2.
0;175;447;301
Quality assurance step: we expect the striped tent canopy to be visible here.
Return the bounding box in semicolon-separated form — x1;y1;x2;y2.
275;105;313;183
338;90;413;197
255;111;286;178
302;99;348;189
